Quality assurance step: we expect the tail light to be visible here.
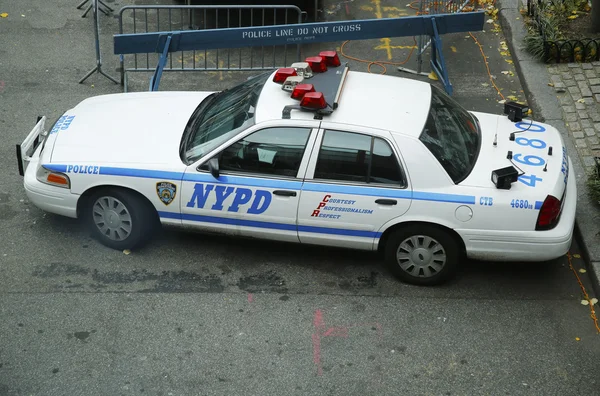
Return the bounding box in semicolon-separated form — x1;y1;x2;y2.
36;166;70;189
305;56;328;73
273;68;297;83
319;51;341;67
291;84;315;100
535;195;561;230
300;92;327;109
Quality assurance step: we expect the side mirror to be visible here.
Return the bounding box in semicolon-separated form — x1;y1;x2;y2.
207;157;220;179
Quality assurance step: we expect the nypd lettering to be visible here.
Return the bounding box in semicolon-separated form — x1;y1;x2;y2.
186;183;271;214
50;115;76;134
66;164;99;174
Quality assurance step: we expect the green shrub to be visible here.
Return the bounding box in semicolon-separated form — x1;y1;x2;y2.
587;158;600;205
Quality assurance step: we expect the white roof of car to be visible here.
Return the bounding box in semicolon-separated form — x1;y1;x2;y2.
255;70;432;137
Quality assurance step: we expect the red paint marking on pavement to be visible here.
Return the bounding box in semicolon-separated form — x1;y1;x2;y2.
323;327;349;338
0;81;5;93
312;309;324;376
247;293;253;303
312;333;323;376
312;311;384;376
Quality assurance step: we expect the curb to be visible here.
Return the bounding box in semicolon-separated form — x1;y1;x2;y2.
497;0;600;297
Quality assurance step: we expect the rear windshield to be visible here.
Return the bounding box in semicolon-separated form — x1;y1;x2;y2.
419;86;481;183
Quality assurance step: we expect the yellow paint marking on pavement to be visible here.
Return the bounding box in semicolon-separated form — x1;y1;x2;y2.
372;0;383;18
375;43;417;50
360;5;374;11
382;6;406;11
387;12;409;17
371;0;393;60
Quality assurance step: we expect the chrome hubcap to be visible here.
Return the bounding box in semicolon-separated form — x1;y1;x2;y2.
92;196;132;241
396;235;446;278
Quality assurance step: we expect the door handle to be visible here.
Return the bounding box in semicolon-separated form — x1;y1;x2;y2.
375;199;397;205
273;190;297;197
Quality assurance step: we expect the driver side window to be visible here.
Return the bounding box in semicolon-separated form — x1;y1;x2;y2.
217;127;312;178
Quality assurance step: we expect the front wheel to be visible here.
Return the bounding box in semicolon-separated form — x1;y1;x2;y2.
84;188;157;250
384;225;460;286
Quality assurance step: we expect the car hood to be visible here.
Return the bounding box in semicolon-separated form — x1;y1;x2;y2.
48;91;214;165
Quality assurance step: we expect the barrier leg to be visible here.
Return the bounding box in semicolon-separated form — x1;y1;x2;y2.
79;0;119;85
429;17;452;95
149;35;174;92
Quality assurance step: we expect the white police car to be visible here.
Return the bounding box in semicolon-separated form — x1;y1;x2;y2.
17;50;576;285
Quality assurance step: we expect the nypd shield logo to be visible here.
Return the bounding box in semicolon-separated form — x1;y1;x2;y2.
156;182;177;205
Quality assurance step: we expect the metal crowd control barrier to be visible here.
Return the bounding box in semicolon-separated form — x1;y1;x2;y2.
114;12;485;95
117;5;304;92
403;0;479;77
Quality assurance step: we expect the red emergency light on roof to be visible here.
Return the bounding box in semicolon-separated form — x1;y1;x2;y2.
291;84;315;100
305;56;328;73
273;68;297;83
300;92;327;109
319;51;341;67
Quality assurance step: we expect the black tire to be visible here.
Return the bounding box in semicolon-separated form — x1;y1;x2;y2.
84;188;158;251
384;224;460;286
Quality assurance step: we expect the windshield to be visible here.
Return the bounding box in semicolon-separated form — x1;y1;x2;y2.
419;86;481;184
180;71;271;164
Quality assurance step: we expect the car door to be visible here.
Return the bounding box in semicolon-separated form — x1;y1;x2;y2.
180;123;319;243
297;126;412;250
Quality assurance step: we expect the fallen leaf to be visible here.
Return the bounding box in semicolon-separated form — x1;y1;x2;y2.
123;249;131;255
0;12;8;18
568;15;578;19
498;99;506;104
428;71;438;81
577;99;585;103
579;268;587;273
548;83;555;87
505;59;514;64
575;337;581;341
501;70;510;75
21;14;25;17
451;46;457;53
581;300;589;306
481;83;489;87
486;18;494;24
507;95;519;101
573;254;581;258
592;298;599;305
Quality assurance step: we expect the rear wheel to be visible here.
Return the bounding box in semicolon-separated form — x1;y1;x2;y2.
84;188;157;250
384;224;459;286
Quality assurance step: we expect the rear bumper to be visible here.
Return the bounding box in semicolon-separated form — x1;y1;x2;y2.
24;159;79;219
458;158;577;262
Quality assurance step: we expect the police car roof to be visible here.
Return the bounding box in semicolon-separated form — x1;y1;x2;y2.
255;69;432;137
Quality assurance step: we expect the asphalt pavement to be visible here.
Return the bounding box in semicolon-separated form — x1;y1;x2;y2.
1;1;599;395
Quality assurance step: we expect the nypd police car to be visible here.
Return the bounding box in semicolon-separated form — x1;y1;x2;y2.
17;50;576;286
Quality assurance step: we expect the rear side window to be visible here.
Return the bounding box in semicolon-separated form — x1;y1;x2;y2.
314;130;404;186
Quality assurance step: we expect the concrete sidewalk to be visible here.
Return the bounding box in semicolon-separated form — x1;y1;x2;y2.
498;0;600;297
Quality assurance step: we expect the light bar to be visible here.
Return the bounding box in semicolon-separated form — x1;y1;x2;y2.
291;62;313;78
282;76;304;92
273;67;297;83
319;50;341;67
305;56;327;73
300;92;327;109
291;84;315;100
